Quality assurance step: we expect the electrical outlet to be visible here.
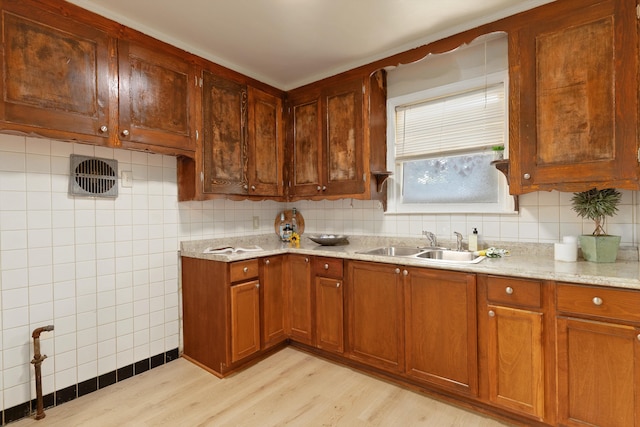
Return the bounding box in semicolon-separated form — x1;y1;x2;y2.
121;170;133;188
253;216;260;229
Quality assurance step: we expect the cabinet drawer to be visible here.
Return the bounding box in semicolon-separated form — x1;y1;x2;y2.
556;283;640;323
487;276;542;309
230;259;259;283
313;257;343;279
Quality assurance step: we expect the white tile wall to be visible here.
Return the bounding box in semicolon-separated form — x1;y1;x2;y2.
0;132;638;414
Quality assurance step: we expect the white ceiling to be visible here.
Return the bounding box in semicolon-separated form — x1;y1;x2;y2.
67;0;554;90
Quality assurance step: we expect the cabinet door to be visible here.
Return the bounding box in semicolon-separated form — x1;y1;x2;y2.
487;305;544;419
260;257;286;348
289;89;323;196
557;317;640;427
0;2;111;140
230;280;260;363
315;277;343;354
247;87;284;196
202;72;248;194
346;261;404;373
405;268;478;396
118;39;195;152
323;78;364;195
287;255;313;344
511;0;638;193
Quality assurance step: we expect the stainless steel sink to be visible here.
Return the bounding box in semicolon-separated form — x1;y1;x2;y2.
358;246;424;257
357;246;485;264
416;249;484;263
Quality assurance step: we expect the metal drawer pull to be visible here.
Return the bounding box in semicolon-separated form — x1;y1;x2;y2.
305;257;309;263
505;286;514;295
256;283;260;288
265;259;270;265
403;270;408;276
324;264;329;270
336;282;340;288
243;267;248;273
488;310;495;317
395;268;400;274
592;297;603;306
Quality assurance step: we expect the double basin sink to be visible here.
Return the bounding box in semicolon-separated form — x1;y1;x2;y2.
357;246;485;264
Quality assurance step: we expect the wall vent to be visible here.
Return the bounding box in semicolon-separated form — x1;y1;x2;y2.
68;155;118;198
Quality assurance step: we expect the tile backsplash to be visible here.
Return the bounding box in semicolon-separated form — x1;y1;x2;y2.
0;133;638;415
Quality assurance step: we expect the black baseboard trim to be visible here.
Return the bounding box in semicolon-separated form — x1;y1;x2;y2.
2;348;179;425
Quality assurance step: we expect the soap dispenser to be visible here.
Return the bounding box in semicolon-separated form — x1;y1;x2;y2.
469;228;478;252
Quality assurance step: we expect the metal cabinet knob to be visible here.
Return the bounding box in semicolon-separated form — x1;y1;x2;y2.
403;270;408;276
305;257;309;263
255;283;260;288
592;296;603;306
395;268;400;274
265;259;270;265
322;186;327;191
324;264;329;270
317;186;322;191
523;173;531;180
637;334;640;342
243;267;248;273
99;125;108;133
336;282;340;288
121;129;130;137
505;286;514;295
489;310;495;317
251;185;256;191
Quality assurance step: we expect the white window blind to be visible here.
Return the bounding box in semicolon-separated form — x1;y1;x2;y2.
394;82;505;159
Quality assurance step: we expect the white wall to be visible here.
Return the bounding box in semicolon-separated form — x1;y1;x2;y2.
0;132;636;417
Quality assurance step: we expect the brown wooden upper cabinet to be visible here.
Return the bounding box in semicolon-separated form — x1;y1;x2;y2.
0;0;112;144
118;38;196;154
288;77;365;198
201;72;284;197
509;0;639;194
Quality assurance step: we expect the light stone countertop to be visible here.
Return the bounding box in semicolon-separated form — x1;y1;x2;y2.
180;234;640;291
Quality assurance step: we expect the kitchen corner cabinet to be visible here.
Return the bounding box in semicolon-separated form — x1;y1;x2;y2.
0;0;112;143
288;77;365;198
556;283;640;427
260;256;286;348
287;255;344;353
346;261;405;373
478;275;554;424
201;73;284;198
118;37;196;154
405;267;478;396
313;257;344;353
509;0;639;193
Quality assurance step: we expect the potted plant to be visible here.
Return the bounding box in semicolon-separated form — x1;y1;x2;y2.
570;188;622;262
491;145;505;161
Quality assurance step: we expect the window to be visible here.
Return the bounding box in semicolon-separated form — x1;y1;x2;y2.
386;71;514;214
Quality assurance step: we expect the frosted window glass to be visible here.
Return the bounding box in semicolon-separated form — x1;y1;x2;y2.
402;151;497;204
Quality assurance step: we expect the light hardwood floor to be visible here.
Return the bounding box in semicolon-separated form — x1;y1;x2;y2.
13;348;512;426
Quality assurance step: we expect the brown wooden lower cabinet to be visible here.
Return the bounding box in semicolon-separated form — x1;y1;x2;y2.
183;253;640;426
405;267;478;396
556;282;640;427
260;256;286;348
313;257;344;354
346;261;405;373
230;279;261;363
286;254;313;344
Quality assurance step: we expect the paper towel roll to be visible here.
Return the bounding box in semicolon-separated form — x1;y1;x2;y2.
555;242;577;262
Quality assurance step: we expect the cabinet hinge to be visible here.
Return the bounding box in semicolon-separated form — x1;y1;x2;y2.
363;173;366;182
637;147;640;163
637;4;640;19
200;171;204;182
196;129;199;141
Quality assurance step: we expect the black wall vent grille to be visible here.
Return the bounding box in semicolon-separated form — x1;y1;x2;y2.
68;155;118;198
